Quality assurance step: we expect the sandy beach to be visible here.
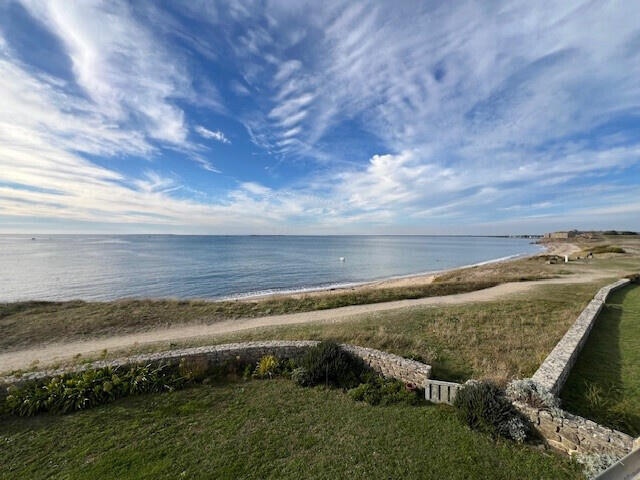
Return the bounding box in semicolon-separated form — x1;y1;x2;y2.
0;240;587;373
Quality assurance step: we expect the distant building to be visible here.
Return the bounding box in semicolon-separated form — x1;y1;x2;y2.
543;230;578;239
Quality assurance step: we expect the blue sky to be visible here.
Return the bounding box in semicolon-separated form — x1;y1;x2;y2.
0;0;639;234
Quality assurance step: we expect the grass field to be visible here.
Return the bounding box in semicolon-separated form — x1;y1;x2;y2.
561;284;640;436
2;255;563;352
0;379;583;480
64;282;604;384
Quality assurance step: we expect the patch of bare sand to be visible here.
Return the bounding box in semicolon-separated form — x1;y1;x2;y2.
0;269;607;374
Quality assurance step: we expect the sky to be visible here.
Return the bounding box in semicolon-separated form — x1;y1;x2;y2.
1;0;639;235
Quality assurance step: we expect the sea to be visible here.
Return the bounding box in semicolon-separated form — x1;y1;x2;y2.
0;235;542;302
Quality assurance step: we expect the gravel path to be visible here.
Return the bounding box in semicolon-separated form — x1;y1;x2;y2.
0;272;606;373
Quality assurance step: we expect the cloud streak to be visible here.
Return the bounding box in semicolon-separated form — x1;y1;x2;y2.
0;0;639;233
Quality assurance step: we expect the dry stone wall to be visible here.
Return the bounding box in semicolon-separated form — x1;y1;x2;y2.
532;278;630;395
522;278;638;458
515;402;634;458
0;341;432;395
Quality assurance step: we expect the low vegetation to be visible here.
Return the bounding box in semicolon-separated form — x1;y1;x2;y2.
2;342;414;418
293;341;365;388
0;379;584;480
1;256;571;352
506;378;560;411
348;375;423;406
0;281;501;351
454;380;530;443
561;284;640;436
579;245;626;255
97;281;603;384
4;364;185;416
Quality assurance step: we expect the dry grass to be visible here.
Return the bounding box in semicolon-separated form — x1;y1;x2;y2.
433;257;561;284
0;281;504;351
49;281;606;385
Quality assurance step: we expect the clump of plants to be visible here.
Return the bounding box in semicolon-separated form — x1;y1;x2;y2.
575;453;620;479
250;355;297;379
454;380;530;443
5;364;185;416
294;341;365;388
253;355;279;378
348;375;423;406
506;378;560;412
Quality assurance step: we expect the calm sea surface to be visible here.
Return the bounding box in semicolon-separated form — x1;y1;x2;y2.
0;235;541;302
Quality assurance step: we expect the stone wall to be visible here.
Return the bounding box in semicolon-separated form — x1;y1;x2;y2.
0;341;432;395
515;402;634;458
522;278;638;458
532;278;630;395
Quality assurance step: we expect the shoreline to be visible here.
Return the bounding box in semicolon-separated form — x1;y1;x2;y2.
3;242;566;305
228;247;547;302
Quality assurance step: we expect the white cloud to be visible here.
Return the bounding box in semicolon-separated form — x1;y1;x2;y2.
19;0;194;145
195;126;231;144
1;1;640;233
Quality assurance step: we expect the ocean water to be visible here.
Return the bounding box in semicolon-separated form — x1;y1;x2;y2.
0;235;541;302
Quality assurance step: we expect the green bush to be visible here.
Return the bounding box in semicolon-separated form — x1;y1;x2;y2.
296;341;365;388
349;376;422;406
454;380;530;442
5;364;185;416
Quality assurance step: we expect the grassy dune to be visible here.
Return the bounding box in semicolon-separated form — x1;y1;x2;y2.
0;257;584;353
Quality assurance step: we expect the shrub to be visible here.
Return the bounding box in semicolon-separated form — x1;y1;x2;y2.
5;364;185;416
296;341;365;388
506;378;560;411
454;380;530;442
576;453;620;479
348;376;422;406
254;355;279;379
291;367;310;386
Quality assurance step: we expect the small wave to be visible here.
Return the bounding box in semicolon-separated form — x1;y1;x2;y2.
86;239;132;245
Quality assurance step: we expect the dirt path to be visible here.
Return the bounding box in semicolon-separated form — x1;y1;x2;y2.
0;271;608;373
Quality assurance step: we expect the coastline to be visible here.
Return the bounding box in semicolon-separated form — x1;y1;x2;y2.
229;246;548;302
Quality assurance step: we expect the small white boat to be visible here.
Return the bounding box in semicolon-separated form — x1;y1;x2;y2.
339;257;345;262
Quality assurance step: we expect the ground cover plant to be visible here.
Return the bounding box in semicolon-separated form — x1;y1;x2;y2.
561;284;640;436
0;379;584;480
4;364;187;416
454;380;531;443
348;375;423;406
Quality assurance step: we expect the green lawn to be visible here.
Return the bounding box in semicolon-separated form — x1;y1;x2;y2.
561;284;640;436
0;380;582;480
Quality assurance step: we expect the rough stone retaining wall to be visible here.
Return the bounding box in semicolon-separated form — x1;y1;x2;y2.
0;341;432;395
532;278;630;395
522;278;638;458
515;402;634;458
